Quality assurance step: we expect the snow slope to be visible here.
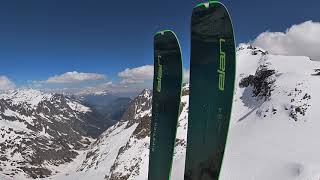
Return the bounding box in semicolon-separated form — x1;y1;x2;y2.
47;84;189;180
76;45;320;180
3;44;320;180
0;89;97;179
220;45;320;180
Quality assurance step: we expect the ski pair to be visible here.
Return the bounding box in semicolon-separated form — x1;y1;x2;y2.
148;1;236;180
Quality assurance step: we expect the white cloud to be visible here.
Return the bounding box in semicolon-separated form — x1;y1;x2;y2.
59;81;143;97
183;68;190;83
43;81;113;94
253;21;320;60
118;65;189;84
0;76;16;91
118;65;153;84
100;81;113;86
41;71;106;84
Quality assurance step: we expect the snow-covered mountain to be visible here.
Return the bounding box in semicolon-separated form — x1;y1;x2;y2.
52;44;320;180
63;89;132;128
220;45;320;180
1;44;320;180
48;85;190;180
0;89;105;179
79;94;131;124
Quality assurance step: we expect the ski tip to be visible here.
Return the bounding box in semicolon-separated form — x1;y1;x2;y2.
194;1;220;9
155;29;173;36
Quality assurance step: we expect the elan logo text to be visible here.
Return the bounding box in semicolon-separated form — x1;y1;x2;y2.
218;38;226;91
156;55;162;92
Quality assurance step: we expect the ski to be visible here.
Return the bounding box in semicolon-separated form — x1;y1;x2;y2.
185;1;236;180
148;30;183;180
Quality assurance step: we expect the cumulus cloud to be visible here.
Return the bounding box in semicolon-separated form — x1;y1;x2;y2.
0;76;16;91
118;65;190;84
253;21;320;60
183;68;190;83
63;81;143;97
118;65;153;84
40;71;106;84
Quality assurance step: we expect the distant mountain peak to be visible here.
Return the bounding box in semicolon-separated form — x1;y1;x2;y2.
0;89;53;108
2;46;320;180
76;89;111;96
237;43;268;55
0;88;108;178
71;46;320;180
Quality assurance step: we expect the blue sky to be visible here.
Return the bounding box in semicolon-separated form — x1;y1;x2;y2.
0;0;319;95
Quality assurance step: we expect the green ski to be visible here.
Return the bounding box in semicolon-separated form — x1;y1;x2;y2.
185;1;236;180
148;30;183;180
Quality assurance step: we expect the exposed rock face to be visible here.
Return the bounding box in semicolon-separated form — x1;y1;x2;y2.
239;65;276;100
121;89;152;127
3;44;320;180
76;84;190;180
0;90;99;178
59;45;320;180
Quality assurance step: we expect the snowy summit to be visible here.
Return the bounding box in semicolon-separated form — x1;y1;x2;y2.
1;45;320;180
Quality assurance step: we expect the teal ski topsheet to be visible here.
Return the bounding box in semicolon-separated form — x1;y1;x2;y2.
148;30;183;180
185;2;236;180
